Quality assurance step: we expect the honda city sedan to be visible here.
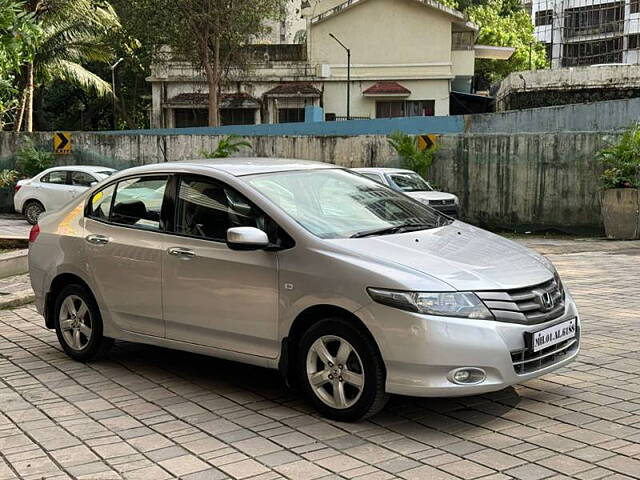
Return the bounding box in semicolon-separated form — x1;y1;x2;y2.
28;159;579;421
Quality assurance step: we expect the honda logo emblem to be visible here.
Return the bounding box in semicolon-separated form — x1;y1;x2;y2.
534;290;556;312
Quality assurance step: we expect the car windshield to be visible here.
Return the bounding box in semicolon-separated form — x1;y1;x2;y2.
247;169;450;239
387;172;433;192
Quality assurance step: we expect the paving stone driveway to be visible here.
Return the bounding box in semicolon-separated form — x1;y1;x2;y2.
1;238;640;480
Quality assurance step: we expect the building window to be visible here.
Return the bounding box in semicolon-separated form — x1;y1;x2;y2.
376;101;435;119
452;31;474;50
175;109;208;128
562;37;623;66
278;108;305;123
221;108;256;125
632;0;640;14
629;34;640;49
535;9;553;26
564;2;624;38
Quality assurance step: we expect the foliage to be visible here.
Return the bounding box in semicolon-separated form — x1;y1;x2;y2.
0;0;40;129
0;169;19;188
388;131;438;179
200;135;252;159
15;136;54;177
31;0;121;97
598;124;640;189
466;0;547;85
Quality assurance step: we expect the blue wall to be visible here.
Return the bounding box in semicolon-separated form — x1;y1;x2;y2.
100;115;465;137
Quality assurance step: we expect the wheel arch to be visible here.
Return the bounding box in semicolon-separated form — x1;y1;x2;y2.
21;198;44;213
45;273;96;329
280;304;386;386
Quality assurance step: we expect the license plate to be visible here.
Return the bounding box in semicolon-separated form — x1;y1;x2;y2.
532;318;577;353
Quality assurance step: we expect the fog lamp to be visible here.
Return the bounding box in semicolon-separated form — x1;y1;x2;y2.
449;368;486;385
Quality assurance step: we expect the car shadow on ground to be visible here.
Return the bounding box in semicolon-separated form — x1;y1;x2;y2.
103;340;521;424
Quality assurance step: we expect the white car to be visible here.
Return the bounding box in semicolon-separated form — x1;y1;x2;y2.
352;168;460;217
15;166;116;224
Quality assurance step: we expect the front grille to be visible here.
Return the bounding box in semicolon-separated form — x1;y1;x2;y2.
429;199;456;206
475;278;565;325
511;325;580;375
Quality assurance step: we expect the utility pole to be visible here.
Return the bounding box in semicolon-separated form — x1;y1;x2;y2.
329;33;351;120
110;58;124;129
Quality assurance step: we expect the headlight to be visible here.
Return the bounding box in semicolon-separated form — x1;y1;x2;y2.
367;288;493;320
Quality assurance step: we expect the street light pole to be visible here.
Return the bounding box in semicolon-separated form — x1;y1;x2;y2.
110;57;124;129
329;33;351;120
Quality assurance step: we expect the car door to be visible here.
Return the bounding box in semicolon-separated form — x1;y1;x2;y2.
84;175;172;337
69;171;97;199
39;170;75;210
162;174;280;358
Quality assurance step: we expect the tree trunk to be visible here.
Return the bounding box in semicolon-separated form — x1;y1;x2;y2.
25;62;34;133
14;88;27;132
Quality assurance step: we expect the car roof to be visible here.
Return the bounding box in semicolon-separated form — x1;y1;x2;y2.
42;165;116;173
352;167;416;174
113;158;338;177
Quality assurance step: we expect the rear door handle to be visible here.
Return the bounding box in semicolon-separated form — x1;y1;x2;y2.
167;247;196;259
85;234;110;246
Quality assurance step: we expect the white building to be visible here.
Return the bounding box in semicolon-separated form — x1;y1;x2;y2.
148;0;510;128
528;0;640;67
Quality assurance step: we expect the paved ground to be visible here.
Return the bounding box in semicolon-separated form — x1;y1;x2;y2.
1;238;640;480
0;215;31;240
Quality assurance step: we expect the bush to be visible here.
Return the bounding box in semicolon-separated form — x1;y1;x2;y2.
387;131;437;179
0;137;55;188
598;124;640;189
199;135;252;159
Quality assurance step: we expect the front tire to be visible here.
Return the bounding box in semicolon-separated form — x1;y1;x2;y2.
23;200;44;225
54;284;113;361
298;318;389;422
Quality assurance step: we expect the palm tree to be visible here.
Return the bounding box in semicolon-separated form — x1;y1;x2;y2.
16;0;120;132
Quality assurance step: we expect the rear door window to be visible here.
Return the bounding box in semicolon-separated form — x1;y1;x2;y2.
71;171;96;187
110;176;169;231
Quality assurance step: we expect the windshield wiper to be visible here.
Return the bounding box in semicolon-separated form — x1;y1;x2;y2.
350;223;433;238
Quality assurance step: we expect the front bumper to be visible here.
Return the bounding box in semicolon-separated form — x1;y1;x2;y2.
359;292;580;397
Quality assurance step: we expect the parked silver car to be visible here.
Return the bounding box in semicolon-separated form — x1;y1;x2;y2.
28;159;580;421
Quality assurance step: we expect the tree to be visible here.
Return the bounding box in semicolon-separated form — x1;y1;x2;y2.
16;0;121;132
466;0;547;86
147;0;284;127
0;0;40;129
388;132;438;179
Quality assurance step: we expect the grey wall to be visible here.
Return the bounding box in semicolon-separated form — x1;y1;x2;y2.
465;97;640;134
0;130;611;233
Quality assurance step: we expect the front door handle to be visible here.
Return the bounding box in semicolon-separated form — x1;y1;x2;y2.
85;234;109;246
167;247;196;259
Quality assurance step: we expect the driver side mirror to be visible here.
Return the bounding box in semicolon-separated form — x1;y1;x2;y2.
227;227;269;251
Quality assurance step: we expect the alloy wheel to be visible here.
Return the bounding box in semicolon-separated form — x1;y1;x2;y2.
25;203;43;224
59;295;93;351
306;335;365;409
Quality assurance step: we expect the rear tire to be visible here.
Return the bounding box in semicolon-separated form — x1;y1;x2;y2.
297;318;389;422
23;200;44;225
54;284;113;362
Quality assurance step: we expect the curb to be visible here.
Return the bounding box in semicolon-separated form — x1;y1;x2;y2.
0;249;28;278
0;288;35;310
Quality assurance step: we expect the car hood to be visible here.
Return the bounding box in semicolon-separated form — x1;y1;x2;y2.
330;222;553;291
406;191;457;202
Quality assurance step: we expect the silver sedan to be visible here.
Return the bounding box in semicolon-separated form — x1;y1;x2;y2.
28;159;580;421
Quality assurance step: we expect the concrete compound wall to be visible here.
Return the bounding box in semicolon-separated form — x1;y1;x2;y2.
0;130;611;233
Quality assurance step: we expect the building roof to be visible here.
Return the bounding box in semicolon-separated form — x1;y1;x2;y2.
264;83;322;97
363;82;412;96
311;0;478;32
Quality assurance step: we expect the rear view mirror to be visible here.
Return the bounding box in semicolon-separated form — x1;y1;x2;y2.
227;227;269;251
